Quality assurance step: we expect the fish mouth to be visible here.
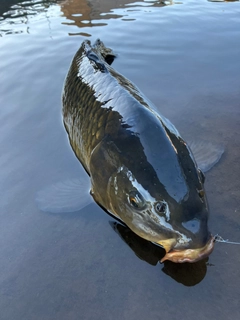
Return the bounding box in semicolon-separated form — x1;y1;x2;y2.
160;235;215;263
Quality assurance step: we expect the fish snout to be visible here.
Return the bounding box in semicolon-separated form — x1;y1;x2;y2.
159;215;213;263
160;235;214;263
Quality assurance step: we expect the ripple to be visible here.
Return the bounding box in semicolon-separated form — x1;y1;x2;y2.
0;0;62;36
59;0;176;34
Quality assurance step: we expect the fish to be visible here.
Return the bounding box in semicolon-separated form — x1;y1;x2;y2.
37;39;224;263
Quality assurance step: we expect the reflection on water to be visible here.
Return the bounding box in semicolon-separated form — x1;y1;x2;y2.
1;0;239;36
112;222;208;286
0;0;175;36
0;0;61;36
2;0;238;37
60;0;170;31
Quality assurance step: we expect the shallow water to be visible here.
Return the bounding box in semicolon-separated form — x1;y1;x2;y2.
0;0;240;319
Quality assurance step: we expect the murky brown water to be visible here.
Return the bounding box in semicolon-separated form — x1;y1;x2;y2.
1;0;240;319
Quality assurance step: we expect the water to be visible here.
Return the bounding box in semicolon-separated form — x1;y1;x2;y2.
0;0;240;319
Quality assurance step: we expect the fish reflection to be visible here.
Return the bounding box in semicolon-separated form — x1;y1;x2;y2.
112;221;208;286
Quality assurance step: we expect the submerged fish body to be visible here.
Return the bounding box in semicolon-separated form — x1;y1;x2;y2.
62;39;215;263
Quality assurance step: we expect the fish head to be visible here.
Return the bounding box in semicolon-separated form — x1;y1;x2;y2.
107;162;213;263
90;123;213;263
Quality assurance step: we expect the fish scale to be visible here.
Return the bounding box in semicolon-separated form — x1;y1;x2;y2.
63;53;111;169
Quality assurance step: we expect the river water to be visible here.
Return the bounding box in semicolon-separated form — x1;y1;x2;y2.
0;0;240;319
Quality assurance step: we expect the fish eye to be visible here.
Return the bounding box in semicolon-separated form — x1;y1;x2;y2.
128;191;145;209
155;201;167;214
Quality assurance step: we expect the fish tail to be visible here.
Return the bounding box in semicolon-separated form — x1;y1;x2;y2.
93;39;116;65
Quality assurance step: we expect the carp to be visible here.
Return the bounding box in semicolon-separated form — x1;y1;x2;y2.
38;39;224;263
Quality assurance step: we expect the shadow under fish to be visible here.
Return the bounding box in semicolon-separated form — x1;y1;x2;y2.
36;39;224;264
111;221;208;286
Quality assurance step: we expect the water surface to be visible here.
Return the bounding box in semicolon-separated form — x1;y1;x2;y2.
1;0;240;319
